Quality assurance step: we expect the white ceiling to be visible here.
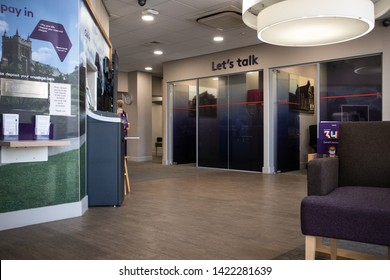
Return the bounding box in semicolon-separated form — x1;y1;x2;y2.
104;0;390;76
104;0;261;75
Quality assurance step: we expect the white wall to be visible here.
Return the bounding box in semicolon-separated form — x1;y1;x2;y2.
152;104;163;156
163;25;390;173
126;72;153;161
152;77;163;156
118;72;162;161
152;76;163;97
118;71;129;93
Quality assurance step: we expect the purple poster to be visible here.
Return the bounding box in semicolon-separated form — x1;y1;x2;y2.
317;121;340;157
30;20;72;62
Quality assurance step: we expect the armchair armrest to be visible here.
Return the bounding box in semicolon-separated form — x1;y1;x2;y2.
307;157;339;196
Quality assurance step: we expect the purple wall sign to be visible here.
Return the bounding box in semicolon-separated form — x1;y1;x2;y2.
30;20;72;62
317;121;340;157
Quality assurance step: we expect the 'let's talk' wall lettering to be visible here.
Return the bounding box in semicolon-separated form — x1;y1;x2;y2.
211;55;259;71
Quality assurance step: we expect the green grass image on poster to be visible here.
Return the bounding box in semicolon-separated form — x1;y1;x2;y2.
0;149;81;213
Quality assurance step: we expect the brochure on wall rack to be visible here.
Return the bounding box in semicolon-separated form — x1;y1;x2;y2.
317;121;340;158
35;115;51;140
2;114;19;140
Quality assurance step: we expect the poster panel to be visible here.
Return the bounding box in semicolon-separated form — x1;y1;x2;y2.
317;121;340;157
0;0;81;213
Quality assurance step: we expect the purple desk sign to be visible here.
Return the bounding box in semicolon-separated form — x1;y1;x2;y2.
30;20;72;62
317;121;340;157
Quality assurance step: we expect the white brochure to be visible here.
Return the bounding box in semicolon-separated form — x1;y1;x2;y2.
2;114;19;136
35;115;51;136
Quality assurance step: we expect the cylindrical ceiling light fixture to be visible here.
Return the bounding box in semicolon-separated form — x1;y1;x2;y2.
374;0;390;18
243;0;280;29
256;0;375;47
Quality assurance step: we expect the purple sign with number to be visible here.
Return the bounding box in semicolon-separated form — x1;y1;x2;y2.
317;121;340;157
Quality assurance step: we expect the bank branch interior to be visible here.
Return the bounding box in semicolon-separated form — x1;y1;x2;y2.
0;0;390;261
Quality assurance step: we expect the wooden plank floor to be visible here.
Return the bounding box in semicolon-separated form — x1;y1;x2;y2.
0;160;307;260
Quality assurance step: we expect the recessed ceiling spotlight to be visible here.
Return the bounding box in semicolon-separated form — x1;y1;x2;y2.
154;50;163;55
142;9;159;21
213;36;224;42
145;66;153;71
142;14;154;21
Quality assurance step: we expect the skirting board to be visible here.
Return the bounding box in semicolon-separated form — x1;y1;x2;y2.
0;196;88;231
126;155;153;162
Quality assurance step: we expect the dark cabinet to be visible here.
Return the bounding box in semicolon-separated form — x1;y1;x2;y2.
87;111;124;206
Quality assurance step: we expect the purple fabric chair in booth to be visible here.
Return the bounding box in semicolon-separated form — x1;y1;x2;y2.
301;121;390;260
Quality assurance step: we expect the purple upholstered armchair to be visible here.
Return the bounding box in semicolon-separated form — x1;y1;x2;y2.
301;121;390;260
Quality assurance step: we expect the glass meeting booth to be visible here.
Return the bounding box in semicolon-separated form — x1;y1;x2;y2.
273;54;382;172
169;71;264;172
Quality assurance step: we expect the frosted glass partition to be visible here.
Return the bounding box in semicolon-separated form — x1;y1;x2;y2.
198;77;229;169
170;71;264;171
172;80;197;164
228;73;264;171
320;55;382;122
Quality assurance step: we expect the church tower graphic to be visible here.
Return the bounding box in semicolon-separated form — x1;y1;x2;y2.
1;30;33;74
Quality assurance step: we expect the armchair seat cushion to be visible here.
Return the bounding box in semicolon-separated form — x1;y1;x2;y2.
301;186;390;246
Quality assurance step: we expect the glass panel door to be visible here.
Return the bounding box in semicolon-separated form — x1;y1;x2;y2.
276;70;300;172
198;77;228;168
172;80;197;164
319;55;382;122
228;72;263;171
171;71;264;172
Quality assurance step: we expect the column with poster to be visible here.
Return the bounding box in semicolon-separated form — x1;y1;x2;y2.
0;0;82;217
317;121;340;157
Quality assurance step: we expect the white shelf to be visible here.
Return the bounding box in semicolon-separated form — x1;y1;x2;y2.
0;140;70;148
0;140;71;163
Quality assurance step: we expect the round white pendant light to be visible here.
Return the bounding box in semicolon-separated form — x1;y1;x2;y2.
243;0;281;29
254;0;375;47
374;0;390;18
